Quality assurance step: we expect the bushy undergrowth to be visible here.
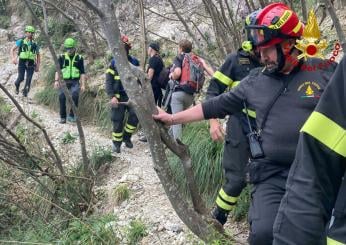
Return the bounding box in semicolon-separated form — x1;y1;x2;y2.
168;122;224;205
168;122;250;220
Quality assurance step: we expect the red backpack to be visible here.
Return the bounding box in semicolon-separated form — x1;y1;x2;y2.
180;53;205;92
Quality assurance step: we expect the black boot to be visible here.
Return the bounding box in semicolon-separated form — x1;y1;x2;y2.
123;133;133;148
211;206;229;226
112;141;122;153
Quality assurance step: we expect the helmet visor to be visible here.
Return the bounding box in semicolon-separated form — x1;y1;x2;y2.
246;25;280;47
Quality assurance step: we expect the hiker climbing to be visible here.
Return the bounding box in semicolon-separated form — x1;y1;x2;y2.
54;37;86;124
105;35;140;153
210;10;262;226
169;39;214;140
10;25;40;97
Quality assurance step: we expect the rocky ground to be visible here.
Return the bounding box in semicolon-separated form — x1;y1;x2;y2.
0;35;248;244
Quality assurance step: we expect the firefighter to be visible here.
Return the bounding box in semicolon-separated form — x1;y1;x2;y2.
10;25;40;97
153;3;337;244
273;56;346;245
105;35;139;153
209;10;262;226
55;37;86;123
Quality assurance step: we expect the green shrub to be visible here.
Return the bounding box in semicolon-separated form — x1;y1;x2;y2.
35;86;59;109
126;219;148;245
168;122;251;220
232;185;250;221
62;214;119;244
61;131;77;144
168;122;224;205
90;145;113;171
112;184;130;205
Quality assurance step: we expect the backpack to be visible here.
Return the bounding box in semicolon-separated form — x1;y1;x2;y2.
180;53;205;92
157;67;170;89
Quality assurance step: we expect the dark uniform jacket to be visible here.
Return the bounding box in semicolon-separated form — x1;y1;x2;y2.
273;56;346;245
105;56;139;101
202;58;336;166
206;49;261;100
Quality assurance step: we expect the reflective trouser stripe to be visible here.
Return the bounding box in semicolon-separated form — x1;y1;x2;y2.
106;68;115;75
213;71;233;86
124;124;136;134
219;189;238;203
242;108;257;118
327;237;345;245
216;189;238;211
112;132;123;142
229;81;240;89
301;111;346;157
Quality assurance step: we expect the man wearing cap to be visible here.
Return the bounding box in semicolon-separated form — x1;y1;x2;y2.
147;41;164;106
54;37;86;124
153;3;336;244
10;25;40;97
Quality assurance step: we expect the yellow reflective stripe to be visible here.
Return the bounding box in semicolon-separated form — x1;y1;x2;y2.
242;108;256;118
106;68;115;75
293;21;302;34
327;237;345;245
213;71;233;86
126;124;137;130
230;81;240;89
216;196;234;211
124;124;136;133
301;111;346;157
268;10;292;29
112;132;123;141
114;75;120;80
115;94;120;99
219;189;238;203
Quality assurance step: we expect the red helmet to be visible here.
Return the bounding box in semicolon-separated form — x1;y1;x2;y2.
247;3;303;48
121;34;132;49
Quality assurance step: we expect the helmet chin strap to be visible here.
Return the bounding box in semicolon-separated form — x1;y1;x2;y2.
266;43;295;75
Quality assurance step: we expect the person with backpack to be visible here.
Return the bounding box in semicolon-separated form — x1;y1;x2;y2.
153;3;336;244
209;10;262;226
169;39;214;140
10;25;40;97
106;35;140;153
54;37;86;124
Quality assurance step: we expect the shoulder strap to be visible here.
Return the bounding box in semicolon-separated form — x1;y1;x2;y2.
258;79;288;135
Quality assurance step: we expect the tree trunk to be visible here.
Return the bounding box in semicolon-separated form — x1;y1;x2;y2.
301;0;308;23
138;0;147;70
80;0;233;242
322;0;346;50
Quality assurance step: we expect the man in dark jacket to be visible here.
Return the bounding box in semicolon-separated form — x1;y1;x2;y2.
273;55;346;245
153;3;336;244
208;41;261;225
105;35;139;153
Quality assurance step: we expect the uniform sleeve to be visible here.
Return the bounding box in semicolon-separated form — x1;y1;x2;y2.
206;54;235;100
105;67;115;98
273;57;346;245
202;79;246;119
58;55;64;70
78;56;85;74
